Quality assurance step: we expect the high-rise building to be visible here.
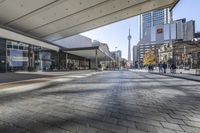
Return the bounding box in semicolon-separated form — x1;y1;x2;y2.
137;19;195;64
128;28;132;65
117;50;122;59
139;8;170;40
132;45;138;68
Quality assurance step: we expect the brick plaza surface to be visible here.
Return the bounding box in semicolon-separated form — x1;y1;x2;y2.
0;71;200;133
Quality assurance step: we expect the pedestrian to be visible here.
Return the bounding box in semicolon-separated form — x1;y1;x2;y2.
151;65;154;71
163;62;167;73
148;65;151;72
170;63;176;74
158;62;163;73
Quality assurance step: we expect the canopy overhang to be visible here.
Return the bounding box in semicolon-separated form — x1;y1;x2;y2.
0;26;59;51
0;0;179;42
64;46;114;61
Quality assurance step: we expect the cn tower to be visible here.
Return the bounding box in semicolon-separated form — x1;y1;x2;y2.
128;27;132;66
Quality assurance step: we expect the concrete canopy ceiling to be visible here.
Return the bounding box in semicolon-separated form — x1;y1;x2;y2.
0;0;179;42
65;47;113;61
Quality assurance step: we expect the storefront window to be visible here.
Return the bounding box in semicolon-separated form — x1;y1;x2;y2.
6;40;29;71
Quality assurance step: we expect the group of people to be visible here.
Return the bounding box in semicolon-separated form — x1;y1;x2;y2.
148;65;154;72
158;62;177;74
158;62;167;73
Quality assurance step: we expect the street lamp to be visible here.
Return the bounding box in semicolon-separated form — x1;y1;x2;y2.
115;46;117;68
169;10;174;65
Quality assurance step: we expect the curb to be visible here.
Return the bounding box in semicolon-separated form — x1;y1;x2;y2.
150;72;200;82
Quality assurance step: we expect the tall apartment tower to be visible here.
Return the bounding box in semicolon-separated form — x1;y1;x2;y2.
139;8;170;40
128;28;132;65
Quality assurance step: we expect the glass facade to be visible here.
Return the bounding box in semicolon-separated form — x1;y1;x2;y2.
0;37;92;72
153;10;165;26
0;38;6;72
5;39;61;72
6;40;29;71
140;8;170;39
67;54;90;70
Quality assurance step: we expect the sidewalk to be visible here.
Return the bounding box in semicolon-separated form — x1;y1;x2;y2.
0;70;95;83
0;70;99;90
130;69;200;82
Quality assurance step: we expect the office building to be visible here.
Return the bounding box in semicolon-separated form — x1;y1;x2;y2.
132;45;138;68
139;8;170;40
137;19;195;65
116;50;122;59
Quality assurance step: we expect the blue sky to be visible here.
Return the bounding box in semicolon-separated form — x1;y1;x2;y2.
81;0;200;59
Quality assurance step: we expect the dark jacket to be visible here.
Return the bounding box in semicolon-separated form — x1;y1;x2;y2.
163;63;167;69
171;64;176;69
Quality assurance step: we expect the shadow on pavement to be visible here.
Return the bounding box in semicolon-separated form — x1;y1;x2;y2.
0;71;200;132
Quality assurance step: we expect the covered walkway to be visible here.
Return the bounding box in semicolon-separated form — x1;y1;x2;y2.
0;0;179;72
64;46;114;70
0;0;179;41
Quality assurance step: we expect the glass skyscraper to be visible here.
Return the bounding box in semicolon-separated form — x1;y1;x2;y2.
139;8;170;40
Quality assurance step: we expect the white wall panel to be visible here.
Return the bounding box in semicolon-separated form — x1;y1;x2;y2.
0;27;59;51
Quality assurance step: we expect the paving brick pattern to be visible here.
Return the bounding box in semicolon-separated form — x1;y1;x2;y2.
0;71;200;133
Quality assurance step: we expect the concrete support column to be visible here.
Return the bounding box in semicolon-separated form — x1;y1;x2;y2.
66;52;68;71
5;40;7;73
79;60;81;70
105;56;107;68
40;52;43;71
89;60;91;69
58;51;60;71
111;59;113;69
28;45;31;72
84;58;86;70
95;49;98;71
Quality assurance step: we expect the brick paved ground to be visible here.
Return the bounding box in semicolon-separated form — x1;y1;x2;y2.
0;70;95;84
0;71;200;133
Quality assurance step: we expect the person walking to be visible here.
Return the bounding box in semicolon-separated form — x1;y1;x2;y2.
148;65;151;72
170;63;176;74
163;62;167;73
158;62;163;73
151;65;154;72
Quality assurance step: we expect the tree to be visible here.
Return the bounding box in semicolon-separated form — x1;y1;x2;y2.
143;49;156;65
